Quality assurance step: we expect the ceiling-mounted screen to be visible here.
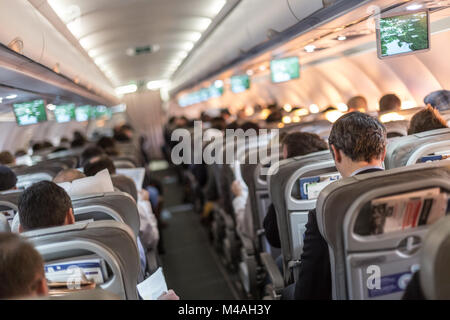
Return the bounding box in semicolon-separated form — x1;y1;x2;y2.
75;105;92;122
54;104;76;123
376;10;430;59
94;105;112;120
231;75;250;93
270;56;300;83
13;100;47;126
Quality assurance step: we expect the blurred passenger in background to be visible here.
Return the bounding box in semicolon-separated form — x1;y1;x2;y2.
347;96;368;113
408;106;448;135
0;151;15;166
424;89;450;113
379;93;401;114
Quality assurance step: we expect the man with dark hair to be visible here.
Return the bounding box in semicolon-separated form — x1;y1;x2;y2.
282;132;328;159
18;181;75;232
347;96;368;113
81;146;105;167
97;137;116;150
263;132;328;249
0;233;48;299
379;93;401;114
0;151;15;166
0;165;18;192
83;156;116;176
240;121;260;132
408;106;448;135
286;112;386;300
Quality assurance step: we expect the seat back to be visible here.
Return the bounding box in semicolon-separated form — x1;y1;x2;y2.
268;150;338;283
22;220;140;300
13;161;68;189
385;128;450;169
316;161;450;300
71;192;140;236
420;215;450;300
241;146;281;256
383;120;409;138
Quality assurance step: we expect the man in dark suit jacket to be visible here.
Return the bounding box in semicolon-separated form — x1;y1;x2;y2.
286;112;387;300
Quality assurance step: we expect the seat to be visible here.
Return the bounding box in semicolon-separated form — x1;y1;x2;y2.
71;192;140;237
385;128;450;169
316;161;450;300
420;215;450;300
22;220;140;300
0;214;10;232
383;120;409;138
13;161;68;189
267;150;337;286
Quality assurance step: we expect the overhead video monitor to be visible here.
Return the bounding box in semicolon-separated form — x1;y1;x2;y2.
13;100;47;126
75;105;92;122
94;105;112;120
376;10;430;59
270;56;300;83
54;104;76;123
209;81;224;98
231;75;250;93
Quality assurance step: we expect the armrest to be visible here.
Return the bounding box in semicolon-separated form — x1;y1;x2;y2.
260;252;284;298
239;232;256;256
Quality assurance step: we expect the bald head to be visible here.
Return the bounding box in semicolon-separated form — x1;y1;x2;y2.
53;169;86;184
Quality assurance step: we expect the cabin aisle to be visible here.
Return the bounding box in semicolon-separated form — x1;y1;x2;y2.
153;167;239;300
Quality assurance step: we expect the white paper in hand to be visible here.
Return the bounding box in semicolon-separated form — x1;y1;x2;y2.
58;169;115;197
137;267;168;300
116;168;145;191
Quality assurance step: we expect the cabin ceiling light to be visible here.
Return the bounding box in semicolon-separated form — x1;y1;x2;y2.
115;84;137;95
337;36;347;41
337;103;348;112
209;0;227;15
47;104;56;111
309;104;320;113
246;69;254;76
401;100;416;109
304;45;316;53
283;104;293;112
6;94;17;100
147;80;170;90
259;65;267;71
406;4;423;11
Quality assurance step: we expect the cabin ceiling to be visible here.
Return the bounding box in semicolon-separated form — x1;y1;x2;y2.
47;0;231;88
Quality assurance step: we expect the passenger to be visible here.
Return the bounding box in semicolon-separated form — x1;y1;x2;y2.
115;124;134;142
0;151;15;166
53;169;86;184
0;233;48;299
97;136;116;151
0;166;17;192
347;96;368;113
402;271;426;300
83;156;160;252
263;132;329;248
17;182;151;291
240;121;260;132
71;131;87;148
408;106;448;135
220;109;232;123
424;89;450;112
18;181;76;232
80;146;105;167
84;155;116;176
286;112;386;300
379;93;401;114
